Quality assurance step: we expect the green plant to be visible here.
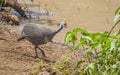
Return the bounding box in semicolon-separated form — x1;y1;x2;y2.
31;59;44;75
54;58;73;75
64;7;120;75
53;51;75;75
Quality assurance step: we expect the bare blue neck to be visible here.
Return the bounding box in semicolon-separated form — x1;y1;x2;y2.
59;24;64;30
54;24;64;34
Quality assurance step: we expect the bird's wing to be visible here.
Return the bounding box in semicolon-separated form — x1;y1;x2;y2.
23;23;56;43
23;24;44;39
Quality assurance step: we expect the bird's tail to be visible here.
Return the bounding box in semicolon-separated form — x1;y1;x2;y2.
17;35;25;41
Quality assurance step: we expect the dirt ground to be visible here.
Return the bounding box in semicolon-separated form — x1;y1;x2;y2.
0;0;120;75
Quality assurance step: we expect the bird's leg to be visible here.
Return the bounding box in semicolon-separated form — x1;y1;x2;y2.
34;46;39;58
37;46;46;57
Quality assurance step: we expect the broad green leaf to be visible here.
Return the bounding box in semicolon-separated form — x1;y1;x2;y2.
82;36;92;41
112;64;117;69
64;28;89;46
64;31;72;44
109;40;116;51
115;7;120;15
113;14;120;25
88;63;95;70
114;7;120;25
73;28;88;33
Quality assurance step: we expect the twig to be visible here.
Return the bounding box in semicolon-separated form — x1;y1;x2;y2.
107;20;120;38
0;37;8;41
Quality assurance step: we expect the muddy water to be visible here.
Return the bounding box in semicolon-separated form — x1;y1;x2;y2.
17;0;120;42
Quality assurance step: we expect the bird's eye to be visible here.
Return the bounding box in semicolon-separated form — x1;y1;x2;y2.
64;22;67;27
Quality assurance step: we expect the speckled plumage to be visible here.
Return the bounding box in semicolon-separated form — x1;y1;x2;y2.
17;22;66;58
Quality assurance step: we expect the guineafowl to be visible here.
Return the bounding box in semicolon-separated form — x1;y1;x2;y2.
17;21;67;58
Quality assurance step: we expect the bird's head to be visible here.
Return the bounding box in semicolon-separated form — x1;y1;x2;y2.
56;20;67;32
60;20;67;28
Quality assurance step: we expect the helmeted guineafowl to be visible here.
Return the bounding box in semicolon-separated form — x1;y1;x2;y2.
17;21;67;58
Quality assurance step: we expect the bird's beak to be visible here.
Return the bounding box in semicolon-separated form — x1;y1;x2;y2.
62;19;67;28
64;21;67;28
64;24;67;28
